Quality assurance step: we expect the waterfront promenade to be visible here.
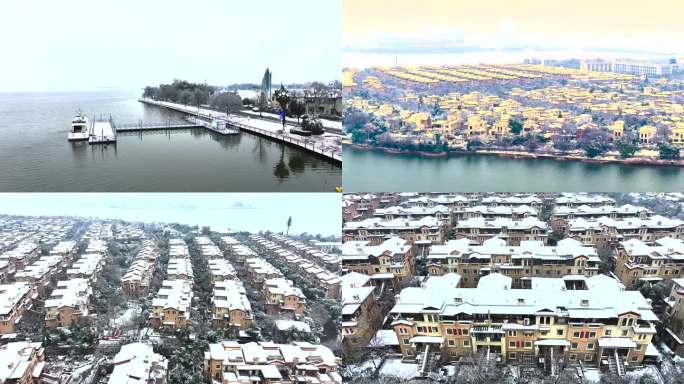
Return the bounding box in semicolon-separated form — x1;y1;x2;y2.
139;98;342;163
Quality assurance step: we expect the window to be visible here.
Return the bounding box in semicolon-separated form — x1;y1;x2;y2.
509;341;516;348
556;329;564;336
464;340;470;347
636;344;642;351
446;328;453;335
403;338;410;345
622;330;628;336
573;332;580;338
509;352;517;359
569;354;576;361
524;341;532;348
448;339;455;346
399;328;408;334
584;354;593;361
462;329;469;336
587;343;594;350
571;343;578;350
605;329;612;336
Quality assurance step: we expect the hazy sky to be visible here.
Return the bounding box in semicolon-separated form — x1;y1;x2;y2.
0;0;340;92
0;193;341;236
343;0;684;54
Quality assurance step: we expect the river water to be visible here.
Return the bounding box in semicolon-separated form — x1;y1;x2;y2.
343;147;684;192
0;91;340;191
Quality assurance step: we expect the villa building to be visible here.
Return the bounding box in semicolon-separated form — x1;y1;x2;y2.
263;278;306;315
150;279;193;329
44;278;92;329
454;217;549;246
614;237;684;287
341;237;415;283
390;273;657;371
203;341;342;384
426;237;599;287
212;280;253;330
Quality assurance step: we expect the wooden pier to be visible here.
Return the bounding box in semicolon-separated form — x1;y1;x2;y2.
79;116;239;146
115;122;201;131
139;98;342;163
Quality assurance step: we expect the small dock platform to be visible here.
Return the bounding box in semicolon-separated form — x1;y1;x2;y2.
89;121;117;144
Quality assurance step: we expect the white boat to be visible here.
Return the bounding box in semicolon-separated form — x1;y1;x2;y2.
68;111;90;141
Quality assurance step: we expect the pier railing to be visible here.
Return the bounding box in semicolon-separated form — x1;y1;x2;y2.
227;120;342;162
139;98;341;163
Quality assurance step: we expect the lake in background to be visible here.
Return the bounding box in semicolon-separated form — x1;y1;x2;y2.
344;147;684;192
0;91;340;191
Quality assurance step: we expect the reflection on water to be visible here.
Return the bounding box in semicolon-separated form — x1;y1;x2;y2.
0;91;340;191
343;146;684;192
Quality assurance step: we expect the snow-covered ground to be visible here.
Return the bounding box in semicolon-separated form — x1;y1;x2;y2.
378;357;420;379
623;365;664;383
242;109;342;130
582;368;601;383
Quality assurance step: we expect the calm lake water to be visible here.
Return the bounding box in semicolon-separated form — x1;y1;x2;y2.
0;91;340;191
343;147;684;192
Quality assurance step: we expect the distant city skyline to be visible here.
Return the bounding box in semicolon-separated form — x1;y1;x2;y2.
0;193;341;237
0;0;340;92
343;0;684;55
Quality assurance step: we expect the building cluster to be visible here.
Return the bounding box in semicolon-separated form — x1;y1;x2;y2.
580;58;681;77
0;215;78;252
269;234;341;270
112;223;145;243
197;236;254;331
220;236;257;264
251;234;341;299
341;192;684;376
122;240;160;297
345;61;684;154
2;241;79;333
196;236;223;259
0;217;342;384
203;341;342;384
150;238;194;329
44;238;109;330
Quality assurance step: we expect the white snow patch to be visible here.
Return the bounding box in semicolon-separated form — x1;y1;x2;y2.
378;357;419;379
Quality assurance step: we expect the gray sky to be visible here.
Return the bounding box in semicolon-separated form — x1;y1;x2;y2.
0;0;340;92
0;193;341;237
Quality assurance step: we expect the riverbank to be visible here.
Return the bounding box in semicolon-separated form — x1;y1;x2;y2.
343;145;684;192
347;144;684;167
